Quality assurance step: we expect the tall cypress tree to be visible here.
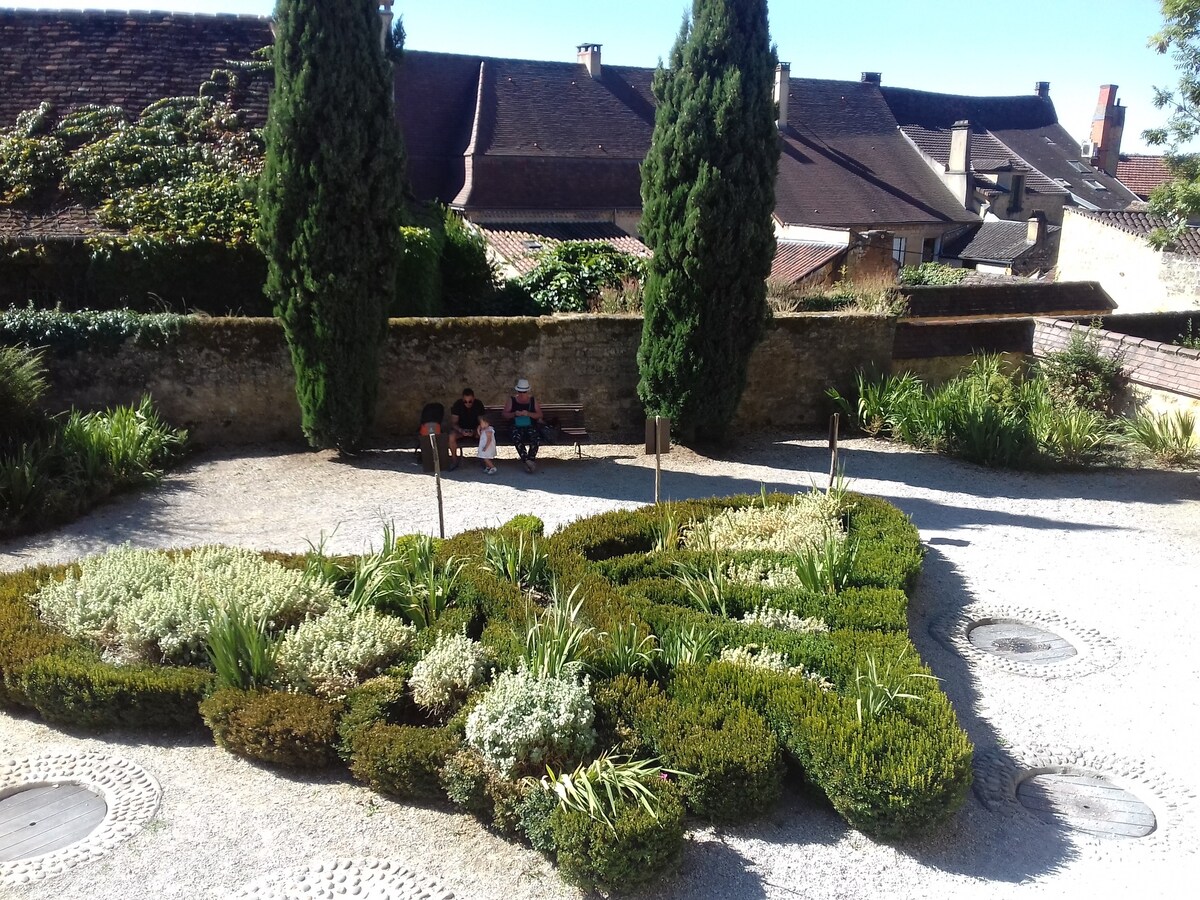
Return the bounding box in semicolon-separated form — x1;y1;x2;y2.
638;0;778;444
259;0;404;452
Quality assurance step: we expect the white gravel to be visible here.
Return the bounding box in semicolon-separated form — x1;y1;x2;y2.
2;434;1199;900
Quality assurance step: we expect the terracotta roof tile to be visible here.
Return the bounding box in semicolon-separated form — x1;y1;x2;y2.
769;241;846;282
1072;208;1200;256
475;222;649;275
1115;154;1171;200
0;9;272;127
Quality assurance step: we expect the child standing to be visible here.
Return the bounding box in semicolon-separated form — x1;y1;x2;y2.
477;414;498;475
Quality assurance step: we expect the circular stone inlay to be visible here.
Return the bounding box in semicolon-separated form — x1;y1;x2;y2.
968;619;1077;663
0;783;108;862
1017;771;1156;838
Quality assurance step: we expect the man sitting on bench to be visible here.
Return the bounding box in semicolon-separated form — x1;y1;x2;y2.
503;377;544;474
448;387;485;471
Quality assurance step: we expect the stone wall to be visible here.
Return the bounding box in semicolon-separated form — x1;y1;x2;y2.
40;314;896;445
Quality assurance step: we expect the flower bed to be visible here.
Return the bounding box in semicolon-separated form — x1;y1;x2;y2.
0;491;971;891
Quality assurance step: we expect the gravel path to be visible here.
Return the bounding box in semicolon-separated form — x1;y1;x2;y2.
2;434;1199;900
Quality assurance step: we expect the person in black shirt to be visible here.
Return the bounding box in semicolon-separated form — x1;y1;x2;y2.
448;388;484;470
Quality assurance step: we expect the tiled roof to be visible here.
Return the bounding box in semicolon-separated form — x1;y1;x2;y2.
769;241;846;282
1115;154;1171;200
941;220;1060;263
0;9;273;127
475;222;649;275
900;124;1064;194
881;86;1137;212
1072;208;1200;256
0;204;111;240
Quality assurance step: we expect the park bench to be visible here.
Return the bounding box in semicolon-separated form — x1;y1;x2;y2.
483;404;589;458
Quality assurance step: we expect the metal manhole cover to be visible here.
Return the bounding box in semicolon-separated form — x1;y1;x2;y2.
0;784;107;862
968;619;1076;663
1017;771;1156;838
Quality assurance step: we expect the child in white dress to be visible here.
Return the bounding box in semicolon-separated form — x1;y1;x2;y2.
477;415;497;475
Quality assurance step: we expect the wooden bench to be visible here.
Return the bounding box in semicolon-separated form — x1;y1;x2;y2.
483;404;589;458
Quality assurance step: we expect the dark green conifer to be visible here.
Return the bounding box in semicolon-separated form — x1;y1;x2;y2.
259;0;405;452
638;0;778;443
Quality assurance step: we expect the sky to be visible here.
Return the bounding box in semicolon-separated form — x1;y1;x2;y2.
4;0;1184;154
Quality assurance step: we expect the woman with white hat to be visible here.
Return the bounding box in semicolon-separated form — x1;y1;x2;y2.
503;377;544;473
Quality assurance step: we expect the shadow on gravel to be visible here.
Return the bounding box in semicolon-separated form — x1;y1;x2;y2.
898;547;1077;883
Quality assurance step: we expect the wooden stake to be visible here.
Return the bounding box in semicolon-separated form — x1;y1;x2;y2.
828;413;840;492
654;415;663;504
429;432;445;538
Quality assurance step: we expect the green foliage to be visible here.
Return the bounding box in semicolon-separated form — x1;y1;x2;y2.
1036;328;1126;415
259;0;405;452
200;688;343;769
482;531;551;593
409;631;489;715
17;650;211;731
0;345;48;438
439;208;499;314
205;605;279;691
0;306;184;357
523;584;596;679
638;0;778;443
517;241;646;313
539;753;687;832
344;722;460;800
593;623;661;679
792;531;859;596
1177;318;1200;348
394;225;443;316
854;649;939;724
898;262;968;286
550;778;685;892
1121;409;1200;464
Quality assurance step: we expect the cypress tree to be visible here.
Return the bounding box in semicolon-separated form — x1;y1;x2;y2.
638;0;778;444
259;0;405;452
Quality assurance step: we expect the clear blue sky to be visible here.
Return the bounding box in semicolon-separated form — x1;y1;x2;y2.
5;0;1183;154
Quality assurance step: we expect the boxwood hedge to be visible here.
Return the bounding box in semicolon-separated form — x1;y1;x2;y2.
0;490;971;889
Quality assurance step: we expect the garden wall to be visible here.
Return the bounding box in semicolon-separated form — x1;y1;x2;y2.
900;281;1114;318
1032;317;1200;416
40;314;896;445
891;319;1032;384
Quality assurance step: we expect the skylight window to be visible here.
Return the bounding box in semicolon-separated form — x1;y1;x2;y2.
1068;160;1089;173
1084;179;1108;191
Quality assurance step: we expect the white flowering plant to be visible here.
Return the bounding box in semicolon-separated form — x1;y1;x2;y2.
465;668;596;777
276;601;416;698
685;490;843;555
35;545;335;665
409;631;489;714
741;605;829;634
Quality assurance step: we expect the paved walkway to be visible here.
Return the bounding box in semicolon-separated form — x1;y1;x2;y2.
2;435;1199;899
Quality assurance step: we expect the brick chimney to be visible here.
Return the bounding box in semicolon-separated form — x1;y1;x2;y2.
379;1;393;51
1034;81;1050;99
1089;84;1126;177
861;72;881;85
1026;211;1046;245
948;120;974;210
577;43;602;80
774;62;790;130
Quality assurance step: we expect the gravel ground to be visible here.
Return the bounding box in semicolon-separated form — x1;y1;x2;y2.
2;434;1199;900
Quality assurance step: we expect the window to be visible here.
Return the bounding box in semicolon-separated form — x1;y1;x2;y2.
922;237;937;263
1084;179;1109;191
1068;160;1089;173
892;236;907;265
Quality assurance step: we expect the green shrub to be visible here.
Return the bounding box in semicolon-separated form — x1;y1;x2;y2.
345;722;460;800
640;681;783;823
337;673;412;753
394;225;443;316
0;566;81;707
898;262;967;285
439;747;530;834
18;651;211;730
1121;409;1199;465
517;241;646;314
550;779;685;893
0;306;186;357
200;688;343;769
516;783;560;852
440;208;499;315
206;605;279;691
1036;327;1126;416
0;345;49;440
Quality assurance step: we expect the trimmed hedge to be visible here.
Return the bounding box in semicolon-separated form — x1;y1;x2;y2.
200;688;344;769
0;488;970;892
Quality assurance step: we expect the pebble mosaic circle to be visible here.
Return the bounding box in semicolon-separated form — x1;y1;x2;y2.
930;604;1119;678
0;752;161;887
974;744;1194;854
230;858;455;900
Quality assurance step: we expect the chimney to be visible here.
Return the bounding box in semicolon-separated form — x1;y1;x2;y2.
861;72;881;85
1034;81;1050;99
948;120;974;210
1089;84;1126;176
1026;211;1046;245
774;62;790;130
577;43;602;80
379;1;393;51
